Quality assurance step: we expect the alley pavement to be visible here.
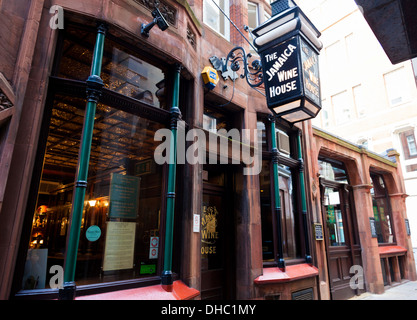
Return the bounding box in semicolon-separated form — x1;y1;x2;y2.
350;248;417;300
350;280;417;300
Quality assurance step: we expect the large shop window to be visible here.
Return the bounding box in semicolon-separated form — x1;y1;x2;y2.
23;96;165;290
17;24;173;294
318;158;360;247
57;26;167;109
370;173;395;244
258;118;303;264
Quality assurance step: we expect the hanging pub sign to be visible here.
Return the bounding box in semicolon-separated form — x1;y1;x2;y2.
259;35;321;123
262;37;301;108
252;1;323;123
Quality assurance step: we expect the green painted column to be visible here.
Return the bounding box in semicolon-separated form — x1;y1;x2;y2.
296;131;312;263
59;22;107;300
270;116;286;270
161;64;182;289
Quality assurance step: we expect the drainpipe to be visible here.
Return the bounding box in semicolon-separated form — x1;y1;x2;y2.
161;64;182;290
270;116;286;270
296;131;312;263
59;22;107;300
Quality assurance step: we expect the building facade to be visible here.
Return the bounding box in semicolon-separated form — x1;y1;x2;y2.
0;0;415;300
297;0;417;249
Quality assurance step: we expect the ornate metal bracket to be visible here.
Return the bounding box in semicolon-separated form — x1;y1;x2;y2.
209;46;264;88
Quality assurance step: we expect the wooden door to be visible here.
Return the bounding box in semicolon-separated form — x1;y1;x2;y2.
320;180;363;300
200;165;235;300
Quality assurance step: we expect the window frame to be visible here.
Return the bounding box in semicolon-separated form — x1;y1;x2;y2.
370;172;396;245
203;0;231;40
257;115;306;267
399;129;417;160
247;1;260;31
12;22;187;299
384;67;411;107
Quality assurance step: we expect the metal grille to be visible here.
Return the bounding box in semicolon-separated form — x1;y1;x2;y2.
292;288;314;300
271;0;296;16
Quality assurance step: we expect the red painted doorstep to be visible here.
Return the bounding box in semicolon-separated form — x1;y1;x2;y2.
254;263;319;284
76;280;200;300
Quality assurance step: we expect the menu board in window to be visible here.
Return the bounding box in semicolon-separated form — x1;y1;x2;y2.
103;221;136;271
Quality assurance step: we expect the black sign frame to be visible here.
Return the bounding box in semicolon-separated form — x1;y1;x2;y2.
260;36;302;109
258;34;321;114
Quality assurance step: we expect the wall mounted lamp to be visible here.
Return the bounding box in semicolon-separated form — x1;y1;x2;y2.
141;7;169;38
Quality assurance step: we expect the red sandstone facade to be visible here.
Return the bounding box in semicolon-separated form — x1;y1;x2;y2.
0;0;415;300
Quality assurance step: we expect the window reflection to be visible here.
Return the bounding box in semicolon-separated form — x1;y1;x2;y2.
370;173;394;243
58;26;167;109
323;187;345;246
318;159;348;183
23;94;164;289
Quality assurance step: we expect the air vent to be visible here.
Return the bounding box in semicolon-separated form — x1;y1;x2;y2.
292;288;314;300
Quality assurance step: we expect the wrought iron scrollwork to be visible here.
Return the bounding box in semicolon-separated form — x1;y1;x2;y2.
210;46;264;88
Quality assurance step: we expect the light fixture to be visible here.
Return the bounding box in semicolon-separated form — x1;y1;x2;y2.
141;7;169;38
88;200;97;207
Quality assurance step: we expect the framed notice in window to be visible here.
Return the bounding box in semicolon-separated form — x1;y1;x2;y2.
313;223;324;240
109;173;140;219
103;221;136;271
369;217;377;238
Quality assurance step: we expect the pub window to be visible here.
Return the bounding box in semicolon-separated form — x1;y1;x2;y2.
203;105;237;135
318;159;348;184
21;95;165;291
319;159;349;246
258;117;303;264
16;23;174;295
318;158;360;246
57;26;167;110
370;173;395;244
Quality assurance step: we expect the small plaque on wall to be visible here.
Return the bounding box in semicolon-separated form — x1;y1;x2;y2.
405;219;411;236
314;223;324;240
369;217;377;238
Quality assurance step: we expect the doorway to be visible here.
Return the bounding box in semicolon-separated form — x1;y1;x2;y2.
320;179;363;300
318;157;363;300
200;164;235;300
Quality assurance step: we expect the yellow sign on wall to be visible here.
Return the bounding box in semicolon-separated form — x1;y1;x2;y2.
201;66;219;90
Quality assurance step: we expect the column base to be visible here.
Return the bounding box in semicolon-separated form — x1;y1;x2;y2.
58;281;76;300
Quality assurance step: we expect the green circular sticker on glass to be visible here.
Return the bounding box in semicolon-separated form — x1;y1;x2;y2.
86;225;101;242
